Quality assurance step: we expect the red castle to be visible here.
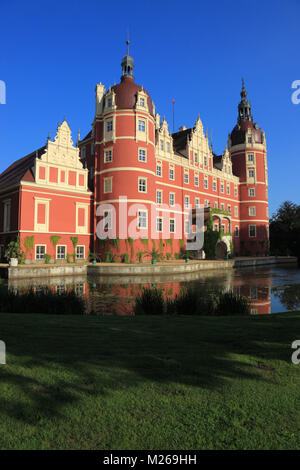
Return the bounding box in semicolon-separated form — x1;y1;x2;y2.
0;43;269;263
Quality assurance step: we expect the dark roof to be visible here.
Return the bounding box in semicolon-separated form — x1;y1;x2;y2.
213;154;223;170
79;130;92;143
172;128;193;153
231;120;263;146
0;146;45;191
112;76;154;115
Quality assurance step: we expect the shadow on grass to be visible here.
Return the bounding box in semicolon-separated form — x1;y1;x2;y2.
0;312;297;426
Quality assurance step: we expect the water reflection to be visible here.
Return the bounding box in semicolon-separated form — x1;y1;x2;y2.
3;264;300;315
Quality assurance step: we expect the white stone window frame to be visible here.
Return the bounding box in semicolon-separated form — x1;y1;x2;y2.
104;148;113;163
103;176;113;194
35;244;46;260
249;224;256;238
248;169;255;178
138;210;148;229
194;173;199;187
204;178;208;189
170;218;175;234
169;192;175;206
184;195;190;209
138;147;147;163
76;203;89;234
156;162;162;177
184;170;189;184
234;186;238;197
56;245;67;260
138;119;146;132
34;197;50;233
156;189;163;205
169;165;175;181
247;153;255;163
220;203;225;210
249;188;255;197
213;180;217;192
195;198;200;208
220;182;224;193
249;206;256;216
104;91;116;112
138;177;147;193
234;206;238;217
214;201;218;209
136;90;149;113
3;199;11;232
226;184;230;195
194;152;198;164
76;245;85;259
156;217;163;233
227;205;231;213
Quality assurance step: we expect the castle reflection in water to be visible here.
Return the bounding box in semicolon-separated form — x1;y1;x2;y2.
13;265;300;315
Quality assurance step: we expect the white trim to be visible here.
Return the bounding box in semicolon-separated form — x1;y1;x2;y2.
97;167;155;176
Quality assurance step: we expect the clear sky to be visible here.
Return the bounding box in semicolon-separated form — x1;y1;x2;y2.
0;0;299;215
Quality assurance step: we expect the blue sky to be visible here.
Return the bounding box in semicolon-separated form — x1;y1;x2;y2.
0;0;299;215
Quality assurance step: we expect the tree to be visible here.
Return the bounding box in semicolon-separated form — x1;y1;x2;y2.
270;201;300;261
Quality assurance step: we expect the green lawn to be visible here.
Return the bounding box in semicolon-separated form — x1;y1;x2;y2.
0;312;299;450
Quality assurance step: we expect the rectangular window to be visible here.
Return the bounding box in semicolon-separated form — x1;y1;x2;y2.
249;188;255;197
107;97;112;108
166;142;170;153
81;147;86;159
194;174;199;186
249;207;256;216
195;198;200;208
138;177;147;192
226;184;230;195
170;218;175;233
156;164;162;176
205;200;209;208
234;186;238;197
249;169;255;178
220;183;224;193
220;203;225;210
35;245;46;260
214;201;218;209
3;200;11;232
248;137;252;144
248;154;254;162
235;226;239;237
156;190;162;204
169;168;174;180
106;121;113;132
156;217;163;232
160;140;164;151
184;220;190;234
214;224;218;231
234;206;238;217
76;246;85;259
140;97;145;107
56;246;66;260
104;177;112;193
184;196;189;209
249;225;256;237
213;181;217;191
204;156;208;166
103;210;112;230
194;152;198;163
138;120;145;132
184;171;189;184
138;149;146;162
138;210;147;229
228;205;231;213
104;150;112;162
221;224;226;233
204;178;208;189
169;193;175;206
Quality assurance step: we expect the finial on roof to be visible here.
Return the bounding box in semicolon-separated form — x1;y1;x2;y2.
121;31;135;78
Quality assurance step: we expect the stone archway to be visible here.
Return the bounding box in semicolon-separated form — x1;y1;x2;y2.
216;240;228;259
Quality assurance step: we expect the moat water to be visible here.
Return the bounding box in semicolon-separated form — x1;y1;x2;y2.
1;264;300;315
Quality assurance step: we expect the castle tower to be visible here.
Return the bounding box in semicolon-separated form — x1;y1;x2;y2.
229;79;269;256
91;39;156;258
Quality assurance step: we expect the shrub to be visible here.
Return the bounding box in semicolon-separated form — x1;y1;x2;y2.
215;291;250;316
0;286;86;315
121;253;129;263
104;251;115;263
45;254;51;264
134;288;165;315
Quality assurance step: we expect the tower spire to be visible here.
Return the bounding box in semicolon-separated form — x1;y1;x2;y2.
238;78;253;123
121;33;135;79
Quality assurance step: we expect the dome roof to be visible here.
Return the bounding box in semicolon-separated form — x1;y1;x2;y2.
111;76;154;116
231;121;263;146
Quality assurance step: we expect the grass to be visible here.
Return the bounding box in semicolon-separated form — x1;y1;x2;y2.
0;312;299;449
